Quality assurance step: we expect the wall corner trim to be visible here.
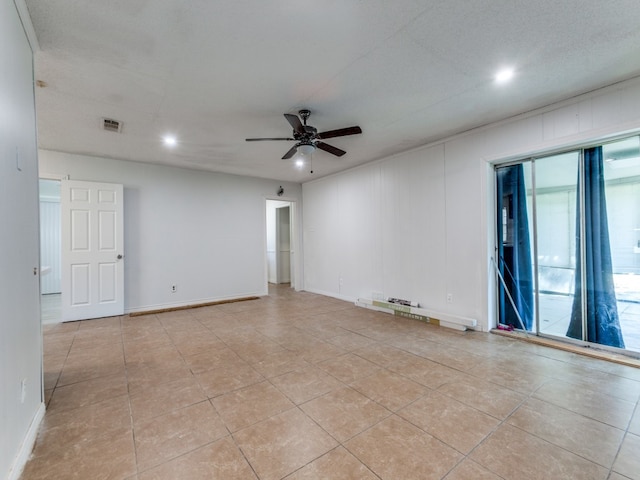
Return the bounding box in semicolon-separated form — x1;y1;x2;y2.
6;402;45;480
13;0;40;52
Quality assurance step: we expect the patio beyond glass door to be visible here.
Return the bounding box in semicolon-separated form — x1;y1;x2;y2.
534;152;579;339
600;137;640;351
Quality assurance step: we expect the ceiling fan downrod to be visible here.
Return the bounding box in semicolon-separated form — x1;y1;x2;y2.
299;109;311;126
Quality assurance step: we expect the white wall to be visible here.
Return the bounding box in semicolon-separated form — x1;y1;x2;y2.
39;151;302;313
302;76;640;331
1;1;44;478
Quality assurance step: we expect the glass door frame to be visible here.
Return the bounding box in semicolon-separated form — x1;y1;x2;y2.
493;137;640;358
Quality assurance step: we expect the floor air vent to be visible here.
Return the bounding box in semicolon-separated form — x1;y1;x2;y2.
102;118;122;133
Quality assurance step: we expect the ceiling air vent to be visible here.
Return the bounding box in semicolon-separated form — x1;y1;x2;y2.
102;118;122;133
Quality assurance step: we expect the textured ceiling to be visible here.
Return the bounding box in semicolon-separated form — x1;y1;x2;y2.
25;0;640;182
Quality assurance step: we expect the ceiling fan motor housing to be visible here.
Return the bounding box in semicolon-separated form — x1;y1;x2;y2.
295;125;317;140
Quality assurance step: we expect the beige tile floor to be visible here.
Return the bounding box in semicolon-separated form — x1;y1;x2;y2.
23;285;640;480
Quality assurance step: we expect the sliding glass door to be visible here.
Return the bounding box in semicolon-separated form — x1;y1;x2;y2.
495;135;640;354
600;137;640;352
534;152;579;339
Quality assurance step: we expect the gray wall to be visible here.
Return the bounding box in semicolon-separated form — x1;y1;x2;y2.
39;151;303;313
1;0;43;477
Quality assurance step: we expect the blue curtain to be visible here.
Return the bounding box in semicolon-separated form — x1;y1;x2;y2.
496;164;534;330
567;147;625;348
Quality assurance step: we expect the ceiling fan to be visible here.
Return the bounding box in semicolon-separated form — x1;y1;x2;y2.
246;109;362;159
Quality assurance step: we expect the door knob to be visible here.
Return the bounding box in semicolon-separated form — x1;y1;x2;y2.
117;254;123;260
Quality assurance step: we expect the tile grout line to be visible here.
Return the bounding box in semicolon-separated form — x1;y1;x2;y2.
605;394;640;479
35;287;640;479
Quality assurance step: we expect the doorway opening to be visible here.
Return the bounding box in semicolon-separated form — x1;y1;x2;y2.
266;199;297;291
39;178;62;324
39;178;125;323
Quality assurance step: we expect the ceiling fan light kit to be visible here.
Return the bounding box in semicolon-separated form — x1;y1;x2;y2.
246;109;362;163
297;144;315;156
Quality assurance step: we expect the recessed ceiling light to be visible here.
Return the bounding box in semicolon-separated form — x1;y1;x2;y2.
495;67;515;84
163;135;177;147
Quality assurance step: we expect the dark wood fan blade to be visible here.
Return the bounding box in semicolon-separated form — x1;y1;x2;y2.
284;114;305;134
246;137;294;141
316;141;346;157
316;126;362;139
282;145;298;159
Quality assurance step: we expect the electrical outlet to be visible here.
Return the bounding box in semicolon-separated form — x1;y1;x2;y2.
446;293;453;303
171;285;177;293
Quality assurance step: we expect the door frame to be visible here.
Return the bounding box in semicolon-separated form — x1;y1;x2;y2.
264;196;301;292
491;140;640;358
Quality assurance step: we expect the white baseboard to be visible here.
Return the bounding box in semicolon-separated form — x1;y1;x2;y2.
125;291;267;315
7;402;45;480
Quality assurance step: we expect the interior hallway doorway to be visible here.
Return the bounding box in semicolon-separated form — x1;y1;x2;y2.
266;199;297;290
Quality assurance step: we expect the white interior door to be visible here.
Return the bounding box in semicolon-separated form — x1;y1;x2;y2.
61;179;124;321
